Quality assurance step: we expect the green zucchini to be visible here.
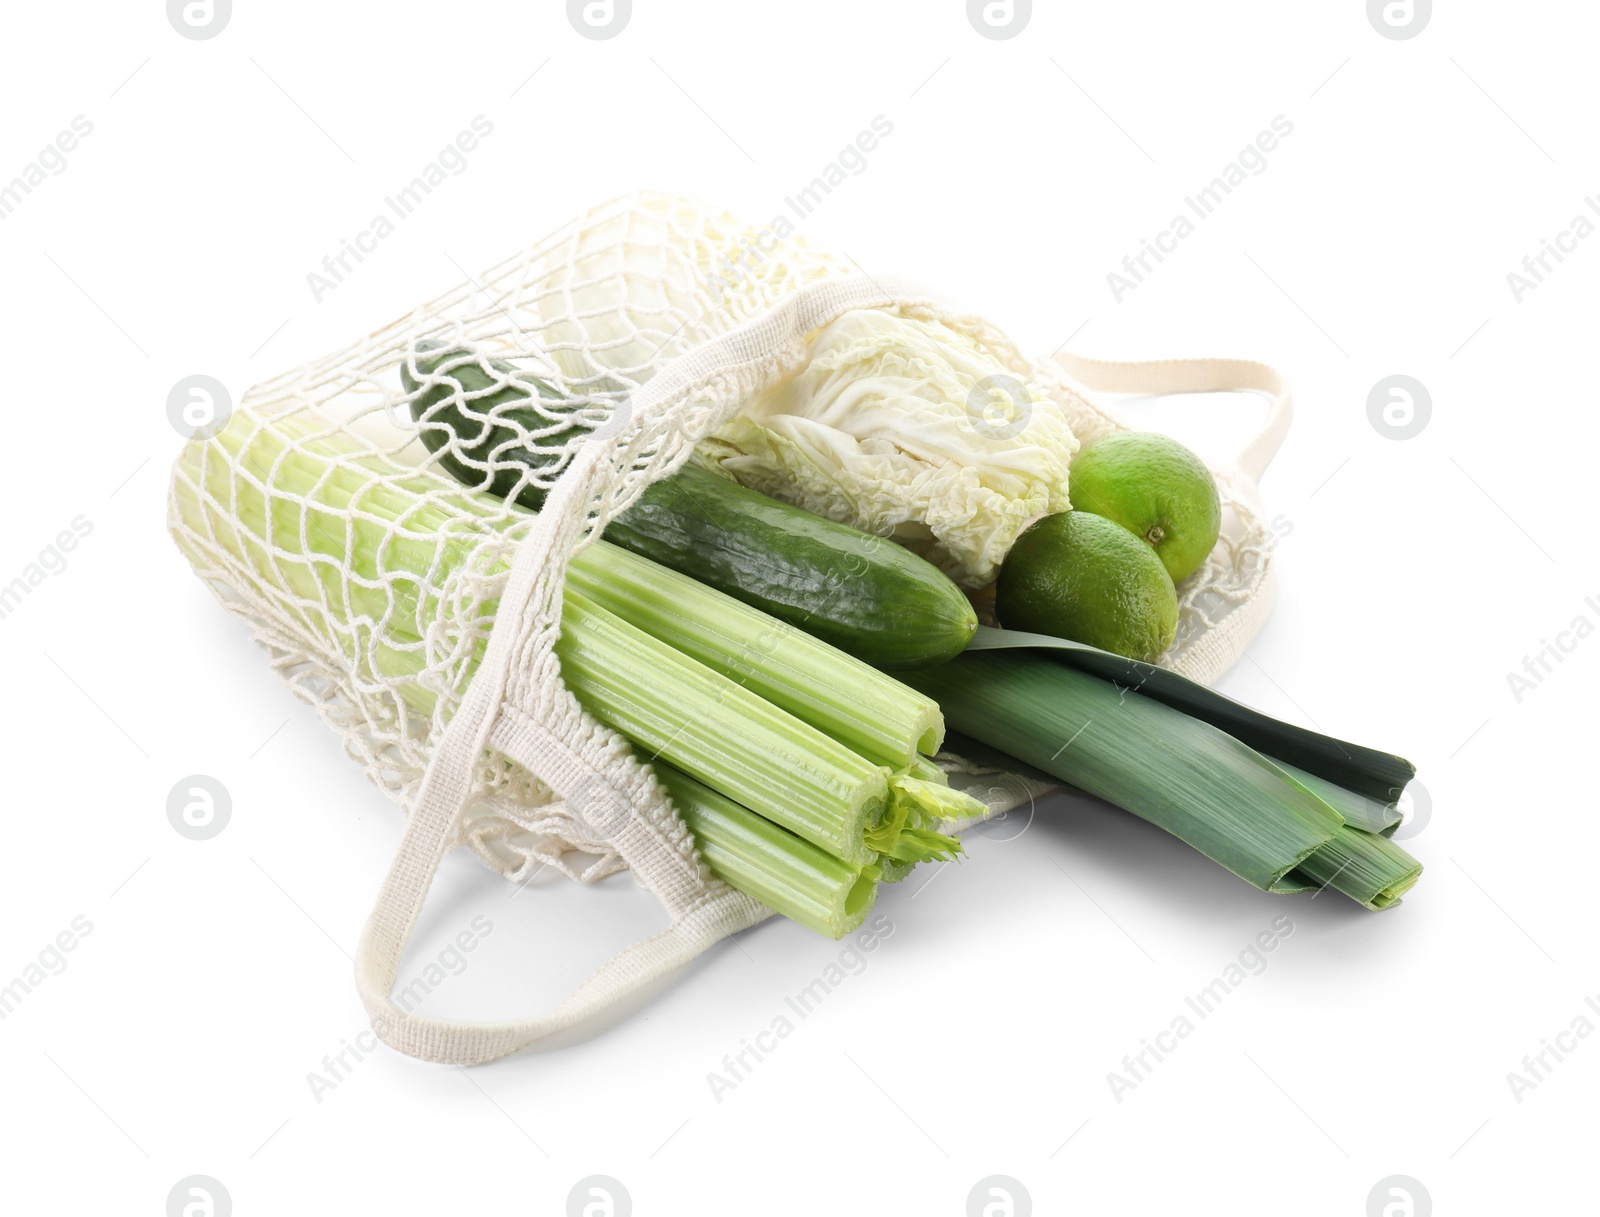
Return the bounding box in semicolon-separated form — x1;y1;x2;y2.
401;344;978;668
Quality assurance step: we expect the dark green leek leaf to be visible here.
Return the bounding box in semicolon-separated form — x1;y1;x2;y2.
962;626;1416;803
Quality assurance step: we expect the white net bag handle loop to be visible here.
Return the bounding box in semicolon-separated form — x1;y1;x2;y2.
351;449;773;1064
1053;353;1293;481
354;274;953;1065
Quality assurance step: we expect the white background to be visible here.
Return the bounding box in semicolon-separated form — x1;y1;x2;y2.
3;1;1594;1214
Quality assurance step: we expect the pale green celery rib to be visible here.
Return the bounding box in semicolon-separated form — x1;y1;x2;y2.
348;636;888;937
1272;759;1402;837
377;606;890;873
892;771;986;826
567;539;943;768
856;773;976;864
555;589;887;866
877;826;964;865
176;409;498;642
174;411;890;867
653;763;877;938
1290;825;1423;910
187;408;945;773
903;651;1344;894
876;856;919;884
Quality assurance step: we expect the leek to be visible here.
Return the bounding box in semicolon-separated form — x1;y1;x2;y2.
906;651;1345;893
962;626;1415;803
1272;760;1401;837
912;651;1424;908
1290;825;1422;910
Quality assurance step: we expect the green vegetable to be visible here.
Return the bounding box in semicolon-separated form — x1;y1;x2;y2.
1270;760;1402;837
568;537;942;769
697;308;1078;587
905;649;1424;907
1288;822;1422;910
602;463;977;669
555;586;889;868
401;340;585;503
402;342;978;668
655;763;879;938
172;407;973;934
959;625;1416;804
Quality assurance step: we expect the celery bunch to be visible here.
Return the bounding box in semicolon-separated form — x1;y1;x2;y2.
172;409;980;937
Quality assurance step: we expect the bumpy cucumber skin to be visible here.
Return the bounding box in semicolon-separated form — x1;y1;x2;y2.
613;466;977;669
402;346;978;668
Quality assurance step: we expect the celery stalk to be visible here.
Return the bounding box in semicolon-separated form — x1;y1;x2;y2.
363;630;945;916
654;763;878;937
172;408;930;870
567;539;943;767
554;589;888;865
183;410;944;773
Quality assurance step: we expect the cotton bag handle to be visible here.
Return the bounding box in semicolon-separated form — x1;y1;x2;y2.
351;399;777;1065
1054;353;1293;481
353;274;959;1065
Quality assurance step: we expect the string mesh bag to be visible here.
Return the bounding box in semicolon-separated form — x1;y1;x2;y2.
167;191;1292;1063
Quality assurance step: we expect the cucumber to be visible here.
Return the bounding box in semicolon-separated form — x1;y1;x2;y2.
402;344;977;667
401;340;579;505
605;463;976;667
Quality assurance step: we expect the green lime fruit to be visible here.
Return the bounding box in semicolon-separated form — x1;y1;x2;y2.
1068;431;1221;584
995;511;1178;662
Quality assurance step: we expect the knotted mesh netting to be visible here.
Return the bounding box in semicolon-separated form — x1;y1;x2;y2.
168;191;1274;886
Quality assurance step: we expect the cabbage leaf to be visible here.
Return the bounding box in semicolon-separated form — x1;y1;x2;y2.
699;309;1076;587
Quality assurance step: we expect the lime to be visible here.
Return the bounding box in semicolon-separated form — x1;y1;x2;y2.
995;511;1178;661
1068;432;1220;583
